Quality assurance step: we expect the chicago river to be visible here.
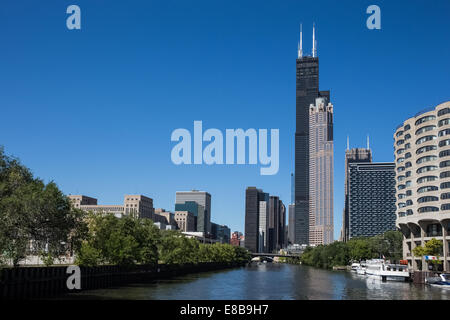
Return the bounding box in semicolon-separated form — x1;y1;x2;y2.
63;263;450;300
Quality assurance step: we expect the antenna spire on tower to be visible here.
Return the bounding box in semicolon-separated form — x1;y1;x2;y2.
312;23;317;57
298;24;303;58
367;135;370;149
347;135;349;150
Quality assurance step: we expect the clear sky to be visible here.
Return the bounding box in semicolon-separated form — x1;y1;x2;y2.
1;0;449;240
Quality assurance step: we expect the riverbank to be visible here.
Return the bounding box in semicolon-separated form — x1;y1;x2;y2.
0;262;246;299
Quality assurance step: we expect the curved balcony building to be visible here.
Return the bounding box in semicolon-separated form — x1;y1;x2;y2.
394;101;450;271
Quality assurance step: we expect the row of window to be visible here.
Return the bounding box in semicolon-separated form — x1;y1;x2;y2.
397;109;450;137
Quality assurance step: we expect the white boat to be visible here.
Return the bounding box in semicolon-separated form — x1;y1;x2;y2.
356;262;366;275
365;259;409;281
350;263;360;272
426;273;450;289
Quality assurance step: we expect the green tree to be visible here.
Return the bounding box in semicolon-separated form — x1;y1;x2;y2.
412;238;443;270
76;213;160;266
0;147;87;266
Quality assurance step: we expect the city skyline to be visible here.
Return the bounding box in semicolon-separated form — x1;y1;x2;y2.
1;1;449;239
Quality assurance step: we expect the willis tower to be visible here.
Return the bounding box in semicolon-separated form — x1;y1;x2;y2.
294;24;330;245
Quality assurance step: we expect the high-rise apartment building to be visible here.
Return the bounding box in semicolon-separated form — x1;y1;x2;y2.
294;24;330;245
175;190;211;234
395;101;450;272
309;97;334;245
341;147;372;242
347;162;396;239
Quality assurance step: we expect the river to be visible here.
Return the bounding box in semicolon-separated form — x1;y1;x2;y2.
64;263;450;300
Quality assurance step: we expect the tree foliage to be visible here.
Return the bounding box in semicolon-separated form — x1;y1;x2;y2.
0;147;87;266
299;230;404;269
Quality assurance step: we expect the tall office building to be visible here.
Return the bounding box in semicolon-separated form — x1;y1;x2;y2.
309;97;334;245
175;190;211;234
288;204;295;245
245;187;269;252
347;162;396;239
294;24;330;245
175;201;206;233
268;196;280;252
279;201;286;249
341;146;372;242
395;101;450;272
258;200;269;253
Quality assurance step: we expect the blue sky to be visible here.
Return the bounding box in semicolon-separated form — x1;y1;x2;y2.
0;0;449;240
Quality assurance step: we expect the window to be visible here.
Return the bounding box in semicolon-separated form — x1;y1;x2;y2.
396;130;404;137
397;148;405;155
405;162;412;168
440;171;450;179
418;196;438;203
416;165;438;174
440;160;450;168
397;166;405;172
406;190;412;196
416;125;436;135
398;176;406;182
438;118;450;127
439;139;450;147
406;171;411;177
398;194;406;199
405;152;412;159
404;124;411;131
439;149;450;158
398;184;406;190
398;203;406;208
417;186;438;193
406;200;413;206
416;145;437;154
441;204;450;211
439;129;450;137
441;182;450;189
415;115;436;126
416;135;437;145
406;209;413;215
405;181;412;187
440;192;450;200
418;206;439;213
438;108;450;117
416;155;437;164
397;139;405;146
417;176;438;183
397;157;405;163
405;133;411;140
405;143;411;150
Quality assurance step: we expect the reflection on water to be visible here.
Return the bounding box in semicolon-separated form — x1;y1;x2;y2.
64;263;450;300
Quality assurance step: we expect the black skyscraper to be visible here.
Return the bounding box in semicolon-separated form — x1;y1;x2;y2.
294;25;329;245
245;187;267;253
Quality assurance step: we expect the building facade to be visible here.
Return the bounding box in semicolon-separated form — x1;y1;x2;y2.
68;194;163;222
175;201;206;233
309;97;334;245
258;200;269;253
174;211;195;232
175;190;211;234
245;187;268;253
348;162;397;239
341;147;372;242
395;101;450;271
